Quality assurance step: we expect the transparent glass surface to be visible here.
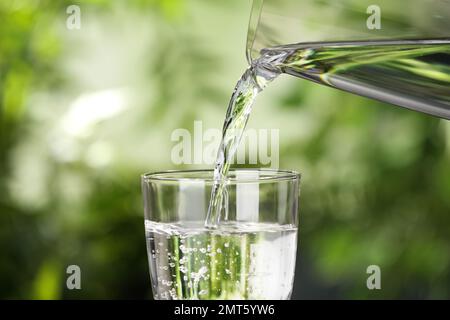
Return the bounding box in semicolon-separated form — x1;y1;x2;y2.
246;0;450;119
141;169;300;300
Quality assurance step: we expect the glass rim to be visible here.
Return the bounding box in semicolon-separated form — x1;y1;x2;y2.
141;168;300;184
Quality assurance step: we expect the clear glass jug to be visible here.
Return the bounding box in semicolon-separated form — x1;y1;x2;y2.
246;0;450;119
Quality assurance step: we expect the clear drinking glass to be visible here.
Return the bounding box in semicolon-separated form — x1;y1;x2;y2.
247;0;450;119
142;169;300;300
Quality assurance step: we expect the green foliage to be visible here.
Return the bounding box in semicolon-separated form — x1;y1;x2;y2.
0;0;449;299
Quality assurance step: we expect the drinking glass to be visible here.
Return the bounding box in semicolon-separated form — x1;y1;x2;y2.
141;169;300;300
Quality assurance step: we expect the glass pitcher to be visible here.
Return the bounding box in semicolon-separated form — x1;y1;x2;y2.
246;0;450;119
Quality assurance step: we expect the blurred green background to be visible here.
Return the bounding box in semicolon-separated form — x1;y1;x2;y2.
1;0;450;299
